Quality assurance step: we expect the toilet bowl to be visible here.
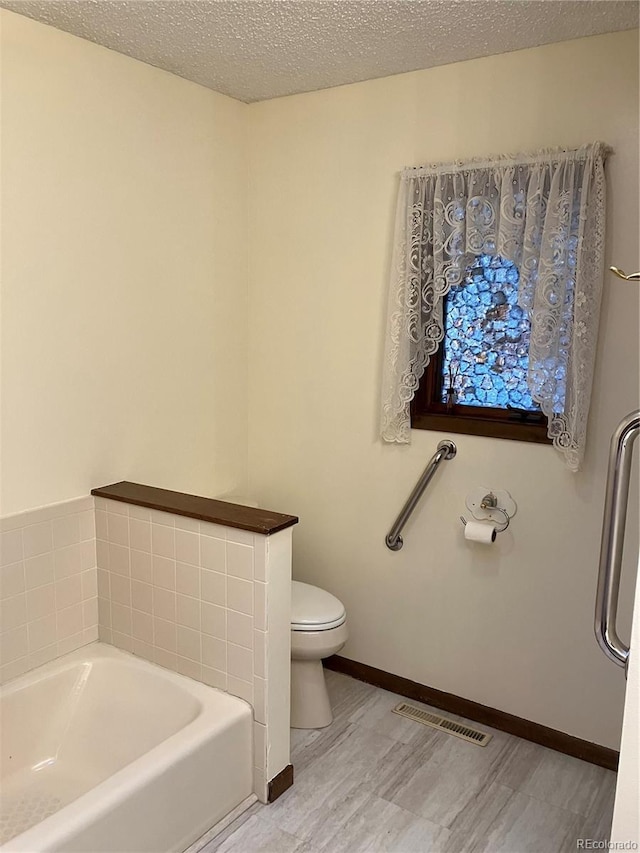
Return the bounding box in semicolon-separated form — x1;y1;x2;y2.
290;581;348;729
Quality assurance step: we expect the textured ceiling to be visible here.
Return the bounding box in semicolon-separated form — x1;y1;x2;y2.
2;0;638;103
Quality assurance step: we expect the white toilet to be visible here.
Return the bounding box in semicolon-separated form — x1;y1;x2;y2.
290;581;348;729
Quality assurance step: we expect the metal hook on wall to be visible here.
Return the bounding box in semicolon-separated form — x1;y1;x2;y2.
610;266;640;282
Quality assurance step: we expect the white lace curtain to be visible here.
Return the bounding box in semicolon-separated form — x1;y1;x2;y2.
380;142;610;471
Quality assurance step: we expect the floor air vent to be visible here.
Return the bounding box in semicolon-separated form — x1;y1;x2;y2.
392;702;492;747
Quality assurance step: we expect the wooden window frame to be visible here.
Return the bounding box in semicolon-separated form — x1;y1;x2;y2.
410;332;552;445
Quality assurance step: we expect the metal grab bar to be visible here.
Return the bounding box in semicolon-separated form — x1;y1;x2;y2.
595;410;640;670
385;440;457;551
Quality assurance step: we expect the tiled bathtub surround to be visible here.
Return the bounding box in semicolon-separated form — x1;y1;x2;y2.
0;497;98;684
95;496;293;803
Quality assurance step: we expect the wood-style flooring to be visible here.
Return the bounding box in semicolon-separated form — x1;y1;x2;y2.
200;670;617;853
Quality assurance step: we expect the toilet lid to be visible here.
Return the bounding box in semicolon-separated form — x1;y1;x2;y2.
291;581;346;631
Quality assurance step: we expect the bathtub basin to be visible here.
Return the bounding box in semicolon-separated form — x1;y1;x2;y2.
0;643;252;852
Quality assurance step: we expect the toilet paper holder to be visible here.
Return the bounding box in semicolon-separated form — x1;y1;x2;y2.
460;491;512;534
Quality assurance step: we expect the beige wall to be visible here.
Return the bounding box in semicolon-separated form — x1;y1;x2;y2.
247;30;640;749
0;10;249;515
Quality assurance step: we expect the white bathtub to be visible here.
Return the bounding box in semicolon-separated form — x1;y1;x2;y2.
0;643;253;853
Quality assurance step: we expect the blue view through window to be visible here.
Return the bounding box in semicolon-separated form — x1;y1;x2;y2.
440;254;539;411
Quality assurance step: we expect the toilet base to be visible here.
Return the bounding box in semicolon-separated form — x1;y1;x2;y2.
290;659;333;729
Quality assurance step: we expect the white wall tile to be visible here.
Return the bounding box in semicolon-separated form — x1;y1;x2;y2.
54;544;82;580
96;540;109;570
109;573;131;607
79;511;95;542
202;634;226;670
153;587;176;622
176;530;199;566
104;500;128;517
25;553;54;589
98;597;111;628
226;527;253;547
253;537;267;582
154;617;177;652
228;675;253;705
152;523;175;558
201;535;225;572
1;625;28;665
253;722;267;770
154;647;177;670
80;540;96;570
95;510;108;541
81;569;98;600
1;656;30;684
176;656;201;681
177;626;201;662
129;519;151;553
132;609;153;644
150;510;174;527
112;631;133;652
252;768;268;804
176;562;199;597
152;555;176;590
253;677;266;724
131;549;152;583
227;643;253;682
129;505;151;522
82;598;98;629
227;610;253;649
201;570;225;605
26;584;55;621
1;562;25;599
107;513;129;547
176;594;200;630
97;569;110;599
200;521;228;540
28;614;57;652
98;625;112;643
1;594;28;632
108;543;130;577
111;602;132;635
201;665;226;691
57;631;85;656
1;530;23;566
227;577;253;615
52;514;80;549
56;603;83;640
254;629;266;679
201;602;226;639
55;575;83;609
227;542;253;580
132;638;154;661
22;522;53;559
131;580;153;614
83;625;99;644
28;643;57;670
254;582;266;631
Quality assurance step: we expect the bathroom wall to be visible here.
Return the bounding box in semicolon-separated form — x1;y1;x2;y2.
247;30;640;749
0;10;249;516
0;497;98;684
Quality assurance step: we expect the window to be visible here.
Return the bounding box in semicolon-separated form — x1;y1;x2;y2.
411;253;550;443
381;142;609;469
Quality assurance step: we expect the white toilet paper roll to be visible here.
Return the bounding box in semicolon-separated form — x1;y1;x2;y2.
464;520;497;544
